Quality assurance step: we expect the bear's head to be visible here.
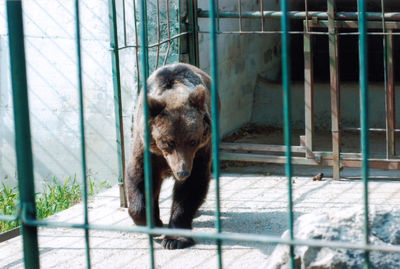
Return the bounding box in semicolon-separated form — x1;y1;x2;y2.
149;85;211;181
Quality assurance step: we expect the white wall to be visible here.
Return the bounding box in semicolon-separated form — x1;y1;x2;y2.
0;0;180;190
0;0;122;189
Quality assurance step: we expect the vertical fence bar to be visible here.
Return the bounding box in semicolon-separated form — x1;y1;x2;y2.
133;0;141;94
208;0;222;268
386;30;395;157
155;0;161;69
260;0;264;31
187;0;199;66
75;1;91;268
122;0;127;47
238;0;242;33
357;0;370;267
304;25;314;158
280;1;295;268
381;0;390;158
138;1;155;268
108;0;128;208
162;0;172;66
328;0;341;180
305;0;310;32
6;1;40;268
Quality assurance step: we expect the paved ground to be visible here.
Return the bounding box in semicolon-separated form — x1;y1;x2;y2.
1;165;400;269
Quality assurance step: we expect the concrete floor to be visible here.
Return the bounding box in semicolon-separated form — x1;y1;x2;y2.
1;165;400;269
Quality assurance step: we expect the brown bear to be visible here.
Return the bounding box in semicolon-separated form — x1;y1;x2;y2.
127;63;213;249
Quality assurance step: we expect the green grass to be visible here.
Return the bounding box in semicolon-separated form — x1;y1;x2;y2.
0;176;111;233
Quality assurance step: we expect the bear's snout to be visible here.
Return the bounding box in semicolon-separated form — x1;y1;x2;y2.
176;170;190;180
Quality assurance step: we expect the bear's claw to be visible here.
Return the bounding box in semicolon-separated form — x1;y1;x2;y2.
161;236;195;249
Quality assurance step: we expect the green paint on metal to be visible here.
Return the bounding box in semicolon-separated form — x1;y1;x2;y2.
74;1;92;268
19;212;400;254
6;1;40;268
208;0;223;268
280;0;295;268
0;214;19;222
357;0;370;268
108;0;127;208
138;1;155;268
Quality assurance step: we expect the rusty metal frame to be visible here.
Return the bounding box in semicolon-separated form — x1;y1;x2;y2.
208;5;400;176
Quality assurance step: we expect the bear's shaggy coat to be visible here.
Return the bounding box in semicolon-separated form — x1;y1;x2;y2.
127;63;213;249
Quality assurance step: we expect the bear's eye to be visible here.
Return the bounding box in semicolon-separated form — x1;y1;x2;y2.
167;141;176;149
189;140;198;147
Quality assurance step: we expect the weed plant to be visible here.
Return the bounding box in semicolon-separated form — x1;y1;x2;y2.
0;176;111;233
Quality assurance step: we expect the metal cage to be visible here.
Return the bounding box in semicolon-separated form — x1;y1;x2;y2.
2;0;400;268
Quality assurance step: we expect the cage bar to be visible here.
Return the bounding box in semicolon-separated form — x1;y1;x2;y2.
385;30;396;157
208;0;223;267
198;10;400;21
6;1;40;268
328;0;341;181
358;0;370;267
108;0;128;208
74;1;92;267
280;0;295;268
304;28;314;158
138;1;156;268
187;0;199;66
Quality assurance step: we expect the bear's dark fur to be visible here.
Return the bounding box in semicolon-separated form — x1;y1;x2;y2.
127;63;213;249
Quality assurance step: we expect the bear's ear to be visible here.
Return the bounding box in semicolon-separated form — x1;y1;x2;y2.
147;96;166;117
189;85;206;110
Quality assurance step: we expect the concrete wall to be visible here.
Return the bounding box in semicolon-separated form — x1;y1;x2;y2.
2;0;399;190
0;0;125;189
0;0;180;189
251;81;396;130
197;0;282;136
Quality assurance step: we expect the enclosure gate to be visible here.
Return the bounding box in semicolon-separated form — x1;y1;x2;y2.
2;0;400;268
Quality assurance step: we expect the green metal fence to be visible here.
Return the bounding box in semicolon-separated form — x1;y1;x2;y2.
2;0;400;268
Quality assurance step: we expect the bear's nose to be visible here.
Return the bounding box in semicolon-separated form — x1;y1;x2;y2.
177;170;190;178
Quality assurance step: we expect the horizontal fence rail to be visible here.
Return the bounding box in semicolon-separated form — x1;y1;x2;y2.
198;10;400;21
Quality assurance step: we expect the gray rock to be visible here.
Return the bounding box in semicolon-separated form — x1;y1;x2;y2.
265;207;400;269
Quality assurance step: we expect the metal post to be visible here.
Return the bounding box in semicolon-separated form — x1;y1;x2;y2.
74;1;91;267
208;0;223;267
187;0;199;66
6;1;40;268
304;25;314;158
328;0;341;180
280;0;295;268
385;30;395;157
358;0;370;267
138;1;155;268
108;0;128;208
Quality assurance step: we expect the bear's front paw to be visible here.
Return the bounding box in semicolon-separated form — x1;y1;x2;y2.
161;236;195;249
